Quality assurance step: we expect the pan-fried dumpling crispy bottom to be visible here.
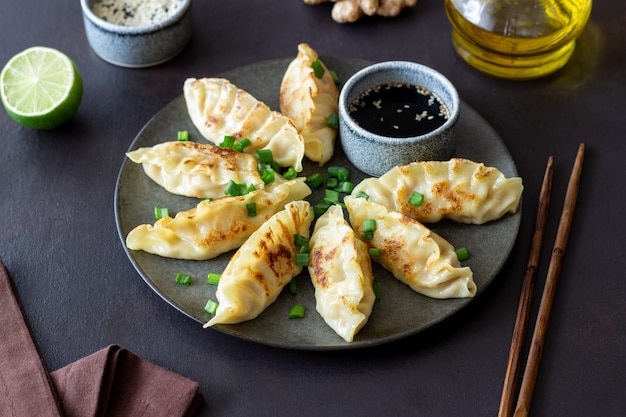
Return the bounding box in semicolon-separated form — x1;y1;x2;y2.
308;204;375;342
352;158;523;225
126;141;265;199
345;196;476;299
184;77;305;172
280;43;339;166
205;201;315;326
125;178;311;260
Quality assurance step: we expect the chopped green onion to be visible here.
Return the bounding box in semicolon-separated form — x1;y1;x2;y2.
363;219;377;233
355;191;369;200
329;69;340;85
455;247;470;262
219;135;235;148
224;180;246;196
363;219;377;240
369;247;381;257
283;167;298;180
327;113;339;130
246;202;257;217
177;130;189;141
204;299;219;315
233;138;252;152
337;181;355;194
328;166;350;182
326;177;339;189
305;173;324;188
289;279;297;295
408;191;425;207
314;200;332;217
256;149;274;164
206;273;221;286
311;59;325;79
289;304;306;319
324;189;340;204
245;184;257;194
154;206;169;220
372;280;381;300
295;252;310;266
261;168;275;185
175;273;191;286
294;234;309;248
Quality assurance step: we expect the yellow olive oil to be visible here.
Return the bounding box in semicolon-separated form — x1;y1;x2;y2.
444;0;592;79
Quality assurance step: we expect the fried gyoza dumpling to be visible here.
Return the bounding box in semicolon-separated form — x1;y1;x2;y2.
280;43;339;166
184;77;305;172
345;196;476;299
126;141;265;199
351;158;523;225
308;204;375;342
204;200;315;326
125;178;311;260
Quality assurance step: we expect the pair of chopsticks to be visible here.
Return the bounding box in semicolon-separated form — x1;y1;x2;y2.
497;142;586;417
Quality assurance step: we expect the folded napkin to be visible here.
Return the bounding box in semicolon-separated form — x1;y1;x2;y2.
0;258;203;417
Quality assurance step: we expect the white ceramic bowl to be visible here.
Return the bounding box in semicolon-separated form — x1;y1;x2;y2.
80;0;192;68
339;61;460;177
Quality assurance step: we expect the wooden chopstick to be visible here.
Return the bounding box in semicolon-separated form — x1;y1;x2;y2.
498;142;586;417
497;156;555;417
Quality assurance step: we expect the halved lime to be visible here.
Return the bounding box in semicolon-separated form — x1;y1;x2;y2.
0;46;83;130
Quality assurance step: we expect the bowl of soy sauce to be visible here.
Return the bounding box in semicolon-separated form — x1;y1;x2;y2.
339;61;459;177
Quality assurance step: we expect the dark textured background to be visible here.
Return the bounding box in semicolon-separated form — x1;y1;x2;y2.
1;1;624;416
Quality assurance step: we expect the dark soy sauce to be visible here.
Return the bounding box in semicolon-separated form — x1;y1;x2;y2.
348;82;450;138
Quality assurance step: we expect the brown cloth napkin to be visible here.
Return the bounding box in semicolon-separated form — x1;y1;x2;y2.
0;258;203;417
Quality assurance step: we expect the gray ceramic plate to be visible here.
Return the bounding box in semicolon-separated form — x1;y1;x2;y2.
115;57;522;350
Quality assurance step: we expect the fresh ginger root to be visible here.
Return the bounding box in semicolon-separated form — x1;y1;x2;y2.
304;0;417;23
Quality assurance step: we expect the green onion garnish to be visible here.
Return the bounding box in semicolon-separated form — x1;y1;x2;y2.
246;202;257;217
204;299;219;315
177;130;189;141
323;189;340;204
256;149;274;164
355;191;369;200
175;273;191;286
289;279;297;295
206;273;221;286
337;181;355;194
154;206;169;220
327;113;339;130
233;138;252;152
326;177;339;189
289;304;305;319
224;180;246;196
261;168;275;185
311;59;325;79
329;69;340;85
408;191;425;207
295;252;310;266
314;200;332;217
245;184;257;194
368;247;381;257
328;166;350;182
372;280;381;300
283;167;297;180
455;247;470;262
305;173;324;188
363;218;377;240
294;234;309;249
219;135;235;148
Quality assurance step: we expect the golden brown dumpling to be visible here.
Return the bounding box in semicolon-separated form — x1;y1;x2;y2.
280;43;339;166
184;77;305;171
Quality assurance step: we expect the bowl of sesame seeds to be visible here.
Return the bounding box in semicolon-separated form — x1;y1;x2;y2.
81;0;192;68
338;61;460;177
